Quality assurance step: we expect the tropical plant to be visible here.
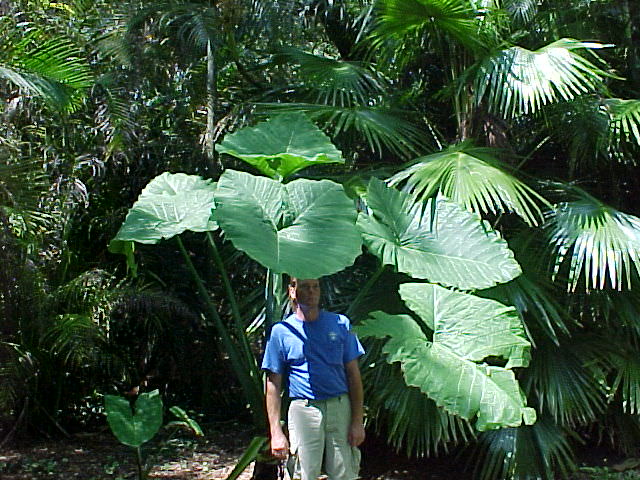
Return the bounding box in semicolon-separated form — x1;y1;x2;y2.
105;389;203;480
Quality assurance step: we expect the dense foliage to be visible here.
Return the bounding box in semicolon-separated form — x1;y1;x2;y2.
2;0;640;479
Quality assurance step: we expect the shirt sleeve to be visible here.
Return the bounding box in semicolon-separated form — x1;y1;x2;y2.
339;314;365;363
261;326;286;374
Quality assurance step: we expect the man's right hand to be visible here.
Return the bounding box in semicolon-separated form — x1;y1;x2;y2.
270;430;289;459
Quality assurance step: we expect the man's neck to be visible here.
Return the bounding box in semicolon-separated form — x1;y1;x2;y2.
295;306;320;322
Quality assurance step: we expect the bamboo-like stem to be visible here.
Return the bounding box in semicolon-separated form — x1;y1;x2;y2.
205;232;253;365
176;236;265;429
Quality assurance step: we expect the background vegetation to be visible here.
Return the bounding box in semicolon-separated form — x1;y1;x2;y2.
1;0;640;479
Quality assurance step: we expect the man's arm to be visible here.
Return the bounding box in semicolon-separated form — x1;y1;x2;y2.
345;359;365;447
265;371;289;458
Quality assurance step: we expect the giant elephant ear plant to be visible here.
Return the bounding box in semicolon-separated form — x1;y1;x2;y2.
111;113;536;479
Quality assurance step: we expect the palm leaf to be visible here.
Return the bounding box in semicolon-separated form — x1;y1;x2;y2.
521;337;608;426
372;0;482;51
471;416;575;480
503;0;538;25
1;31;93;112
544;186;640;291
257;103;430;158
606;98;640;149
472;39;610;118
389;143;549;226
273;47;386;106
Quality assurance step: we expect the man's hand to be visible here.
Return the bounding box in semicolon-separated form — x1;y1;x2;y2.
270;430;290;459
348;420;365;447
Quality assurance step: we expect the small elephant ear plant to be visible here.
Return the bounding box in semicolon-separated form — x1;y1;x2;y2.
105;389;203;480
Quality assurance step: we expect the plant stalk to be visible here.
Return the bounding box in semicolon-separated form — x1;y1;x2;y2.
176;236;265;429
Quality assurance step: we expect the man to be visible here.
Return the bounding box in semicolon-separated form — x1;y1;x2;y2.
262;277;365;480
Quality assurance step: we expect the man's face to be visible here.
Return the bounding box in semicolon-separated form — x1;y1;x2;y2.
290;278;321;308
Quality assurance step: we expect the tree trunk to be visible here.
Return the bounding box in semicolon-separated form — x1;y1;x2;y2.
206;40;218;174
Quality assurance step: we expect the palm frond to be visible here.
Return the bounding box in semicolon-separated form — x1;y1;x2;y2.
503;0;537;25
472;39;611;118
1;31;93;112
522;337;608;426
471;416;576;480
388;142;549;225
480;232;573;344
372;0;483;51
611;348;640;415
257;102;431;158
544;185;640;291
273;47;386;106
606;98;640;151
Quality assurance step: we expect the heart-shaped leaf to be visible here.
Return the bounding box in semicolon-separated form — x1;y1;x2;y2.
214;169;361;278
112;172;217;245
216;113;344;180
105;390;163;448
357;179;521;290
356;283;535;431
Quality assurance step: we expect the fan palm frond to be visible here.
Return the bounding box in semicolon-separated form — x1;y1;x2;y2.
372;0;483;51
257;102;431;158
472;39;611;119
544;185;640;291
274;47;386;106
480;232;573;344
522;337;608;426
611;347;640;415
503;0;537;25
388;142;549;225
606;98;640;151
471;416;575;480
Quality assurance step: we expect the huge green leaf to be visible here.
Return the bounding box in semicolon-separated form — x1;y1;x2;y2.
400;283;531;368
389;143;549;226
214;169;361;278
356;284;535;430
357;179;521;290
105;390;163;448
112;172;217;245
215;113;344;180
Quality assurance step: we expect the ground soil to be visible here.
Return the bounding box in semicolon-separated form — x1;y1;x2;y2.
0;424;638;479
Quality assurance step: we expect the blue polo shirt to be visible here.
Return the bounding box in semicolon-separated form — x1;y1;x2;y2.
262;311;365;400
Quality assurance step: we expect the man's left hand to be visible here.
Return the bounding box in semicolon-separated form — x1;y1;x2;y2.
348;421;365;447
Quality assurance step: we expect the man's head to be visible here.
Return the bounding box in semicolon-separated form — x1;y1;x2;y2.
288;277;321;310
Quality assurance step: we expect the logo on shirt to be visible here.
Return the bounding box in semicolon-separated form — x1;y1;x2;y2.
328;331;339;342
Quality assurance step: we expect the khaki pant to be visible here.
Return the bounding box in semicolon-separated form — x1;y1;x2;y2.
287;394;361;480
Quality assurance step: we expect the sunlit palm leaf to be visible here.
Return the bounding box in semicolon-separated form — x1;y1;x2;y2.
544;186;640;291
471;416;575;480
473;39;609;118
503;0;537;25
1;32;93;112
389;143;549;226
258;102;430;158
611;349;640;415
373;0;482;51
606;98;640;149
